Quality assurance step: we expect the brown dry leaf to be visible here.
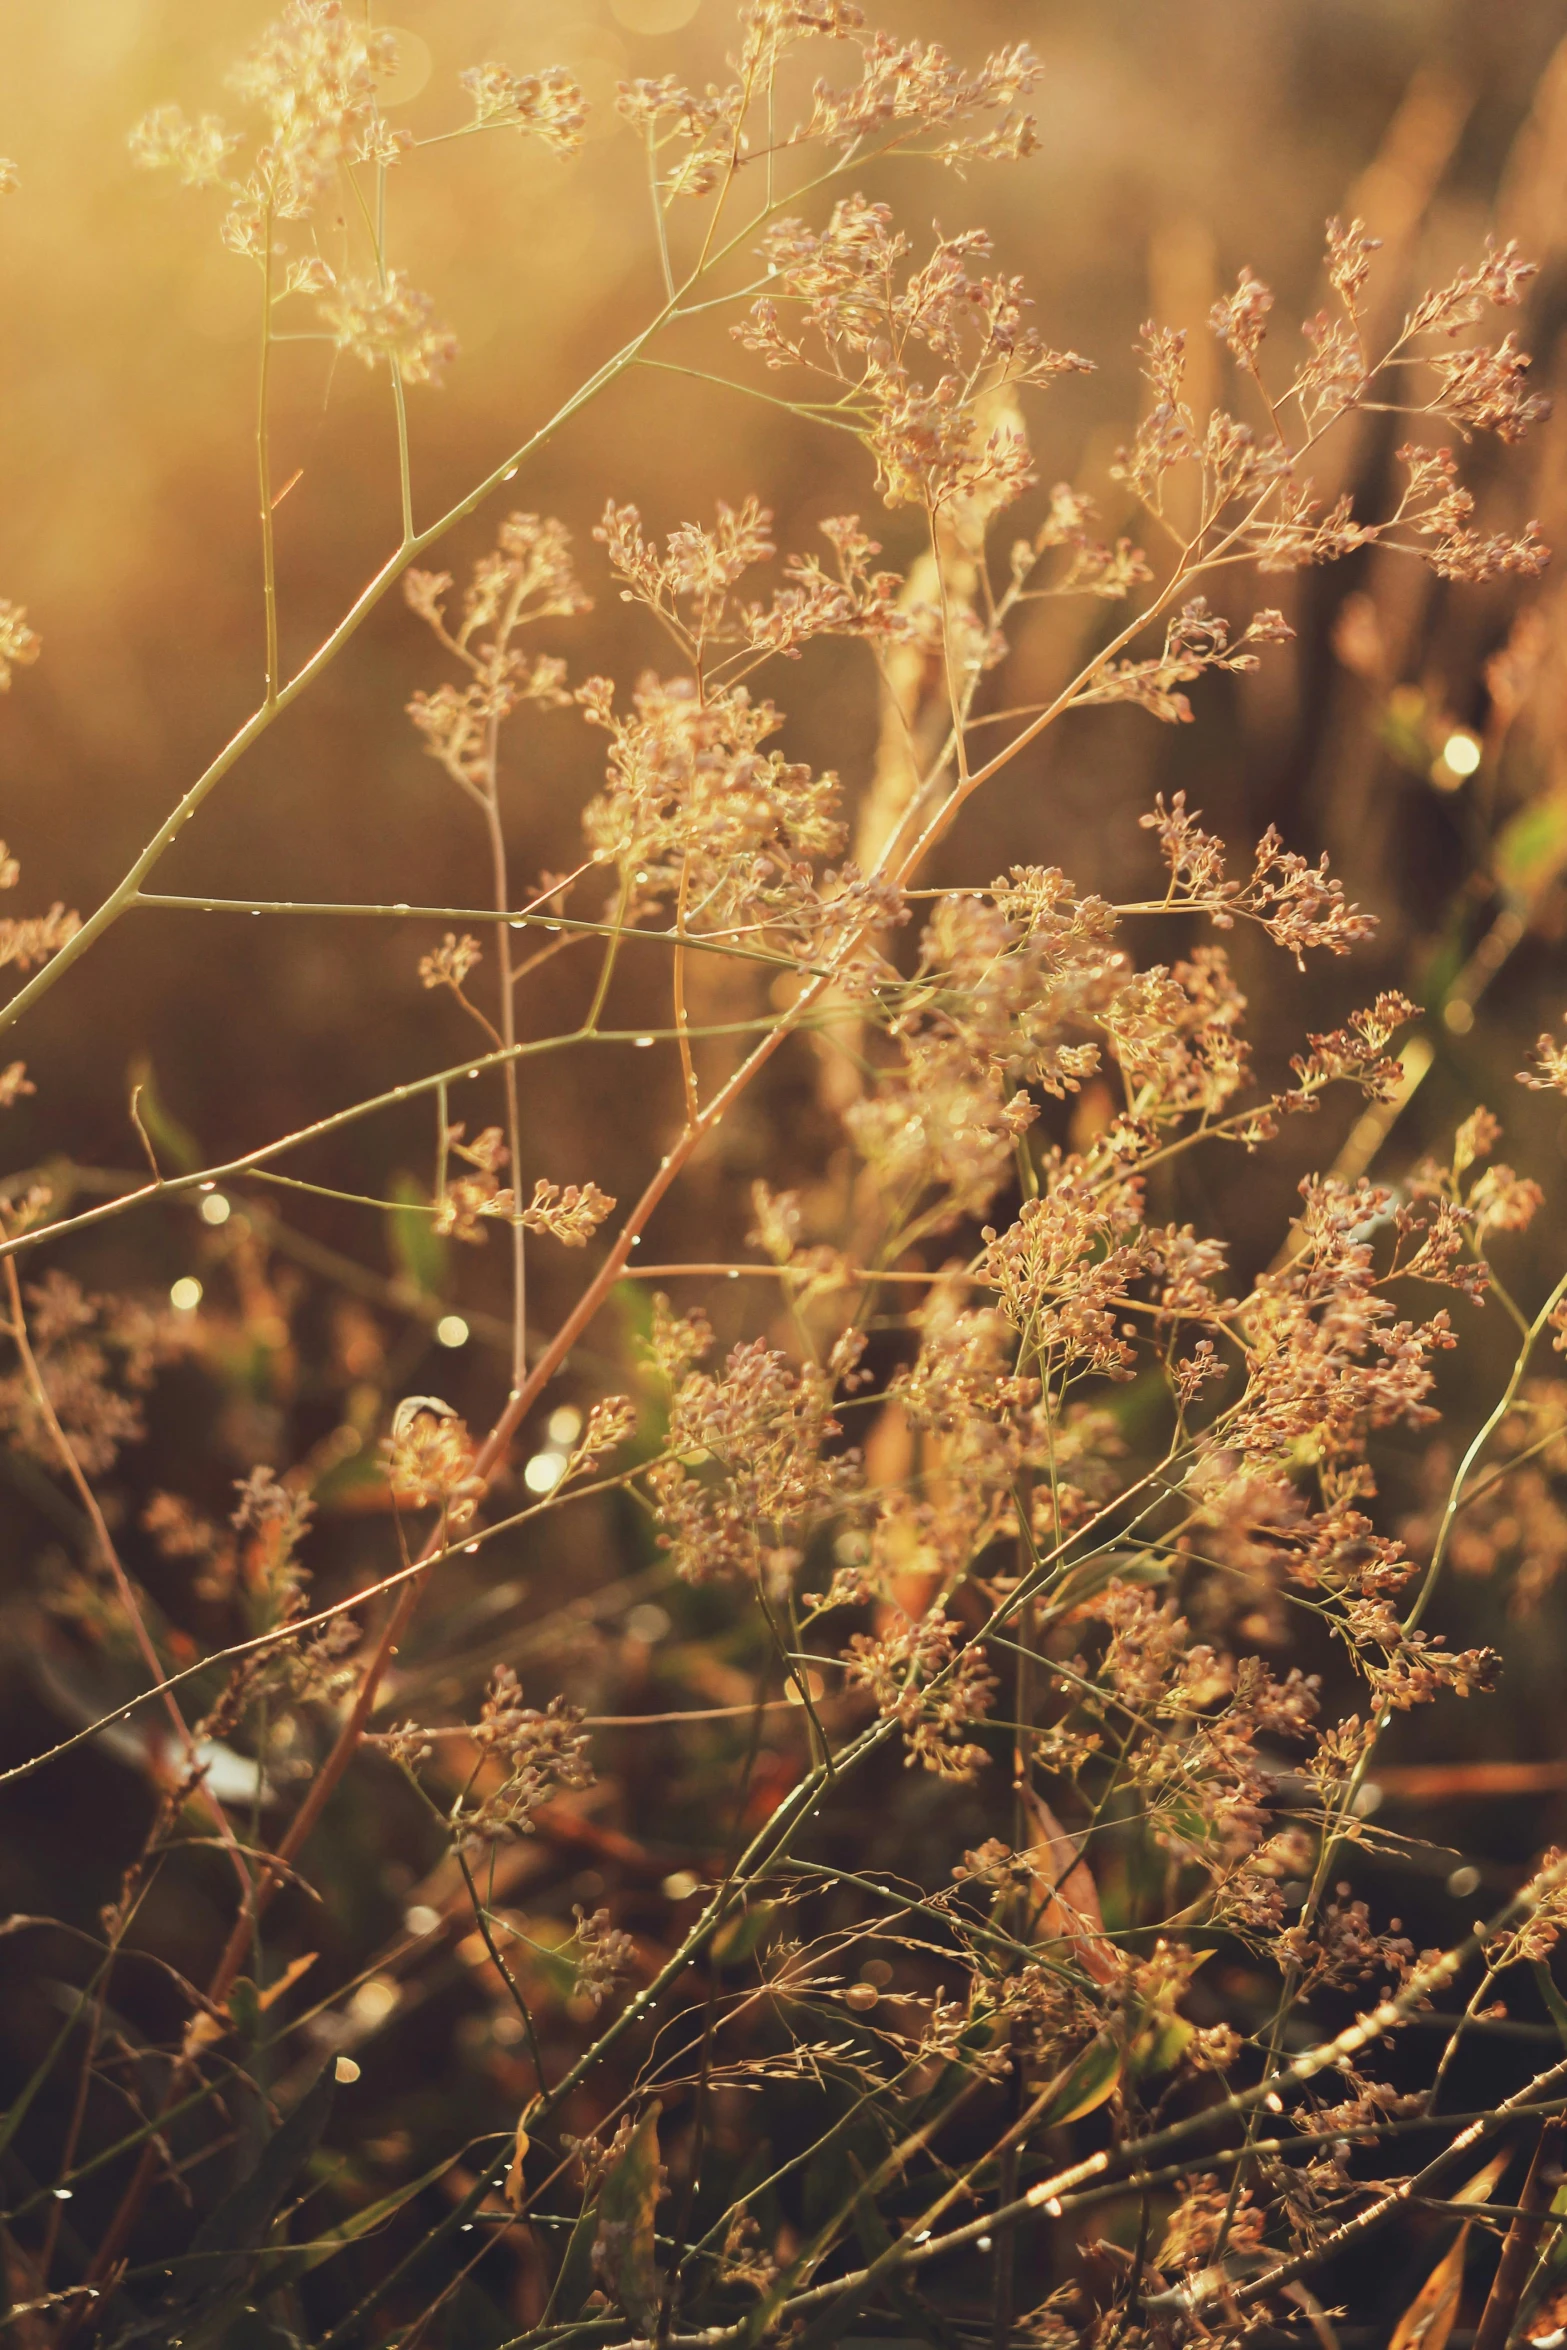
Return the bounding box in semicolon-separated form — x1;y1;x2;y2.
1388;2155;1509;2350
592;2103;663;2329
257;1950;319;2011
865;1406;947;1626
1375;1761;1567;1799
1022;1788;1118;1985
1389;2226;1470;2350
1033;2031;1124;2128
1281;2280;1343;2350
504;2119;531;2211
1451;2150;1511;2207
861;1401;914;1489
183;1949;318;2051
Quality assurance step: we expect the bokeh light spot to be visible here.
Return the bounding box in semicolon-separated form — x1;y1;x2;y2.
524;1449;567;1493
612;0;702;31
374;27;433;107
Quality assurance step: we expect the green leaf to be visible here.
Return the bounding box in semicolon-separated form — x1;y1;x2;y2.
593;2104;663;2331
789;2152;963;2350
444;2277;509;2350
1534;1958;1567;2054
1130;2012;1192;2077
209;2316;304;2350
1538;2175;1567;2289
298;2148;462;2272
1389;2224;1469;2350
849;2181;962;2350
227;1976;261;2044
614;1275;656;1357
127;1054;203;1174
1033;2033;1123;2129
544;2200;599;2324
0;1952;109;2162
712;1900;778;1969
1496;794;1567;908
171;2067;335;2339
388;1170;448;1299
1039;1550;1168;1622
1379;684;1436;777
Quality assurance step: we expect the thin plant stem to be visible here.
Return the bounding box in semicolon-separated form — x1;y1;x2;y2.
257;193;279;700
0;1261;252;1906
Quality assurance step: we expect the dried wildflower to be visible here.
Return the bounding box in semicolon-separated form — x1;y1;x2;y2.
617;75;736;201
1395;443;1549;583
434;1178;514;1244
1297;308;1373;423
581;671;850;951
1209;264;1274;368
572;1905;636;2006
1141;790;1374;967
800;31;1040;156
982;1184;1152;1383
843;1603;996;1778
572;1394;639;1468
430;1124;516;1243
1415;1390;1567;1610
642;1294;713;1388
1085;602;1294;729
749;513;918;655
713;2208;777;2295
1325;214;1381;311
648;1338;851;1583
737;197;1087;510
0;600;41;692
318;268;457;384
405;507;590;884
1159;2176;1265;2272
144;1488;220;1558
232;1461;303;1535
1277;1893;1415;1993
458;63;588;155
228;0;393;216
18;44;1567;2334
594;495;920;673
0;1060;33;1108
382;1395;480;1521
1468;1161;1543;1242
1426;331;1549;445
457;1666;594;1841
128;103;238;188
1520;1021;1567;1093
224;1464;316;1624
419;932;482;991
0;1275;194;1479
1408;237;1540;339
1284;992;1417;1104
520;1178;615;1248
1498;1850;1567;1963
0;903;81;974
1020;482;1154;602
1369;1631;1497;1712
